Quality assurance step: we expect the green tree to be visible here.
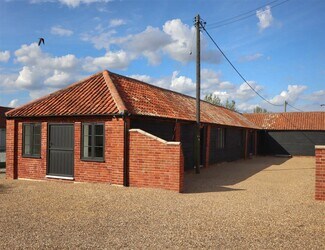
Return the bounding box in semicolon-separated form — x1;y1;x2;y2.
204;93;221;106
204;93;236;111
253;106;268;113
225;99;236;111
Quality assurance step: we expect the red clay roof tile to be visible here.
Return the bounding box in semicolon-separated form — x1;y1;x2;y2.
6;70;259;129
243;112;325;130
6;72;120;117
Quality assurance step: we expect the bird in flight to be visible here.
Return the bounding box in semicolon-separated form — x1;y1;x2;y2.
38;38;45;46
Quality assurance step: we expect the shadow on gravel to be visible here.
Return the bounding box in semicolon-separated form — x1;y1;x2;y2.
0;184;11;194
0;173;12;194
184;156;289;193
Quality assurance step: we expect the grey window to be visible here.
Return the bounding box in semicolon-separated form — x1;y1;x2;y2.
23;123;41;157
82;123;104;161
0;128;5;152
217;128;226;149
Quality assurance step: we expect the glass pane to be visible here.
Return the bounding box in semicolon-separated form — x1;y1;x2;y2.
83;124;91;136
24;125;31;154
34;134;41;146
94;147;103;158
34;124;41;135
33;144;41;155
83;146;91;158
24;125;31;136
83;134;92;147
95;136;103;147
24;143;31;155
95;124;103;136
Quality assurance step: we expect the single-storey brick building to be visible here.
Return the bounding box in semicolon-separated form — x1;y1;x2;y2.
6;70;259;192
244;112;325;156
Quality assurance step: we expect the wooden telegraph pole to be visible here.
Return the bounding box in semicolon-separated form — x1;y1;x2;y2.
195;14;201;174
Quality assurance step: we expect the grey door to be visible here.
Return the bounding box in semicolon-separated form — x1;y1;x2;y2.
48;124;74;177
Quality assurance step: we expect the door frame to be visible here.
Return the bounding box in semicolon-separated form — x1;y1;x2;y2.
46;123;75;179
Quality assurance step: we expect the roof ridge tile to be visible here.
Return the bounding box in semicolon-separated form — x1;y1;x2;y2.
102;70;127;113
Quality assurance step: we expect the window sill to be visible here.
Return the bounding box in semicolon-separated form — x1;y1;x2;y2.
22;155;41;159
46;175;74;180
81;158;105;163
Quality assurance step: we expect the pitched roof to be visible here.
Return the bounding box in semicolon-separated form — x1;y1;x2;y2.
0;106;13;128
6;72;119;118
243;112;325;130
7;70;258;129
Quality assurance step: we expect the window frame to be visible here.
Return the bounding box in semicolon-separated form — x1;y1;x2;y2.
217;127;226;149
0;128;6;152
81;122;105;162
22;123;41;158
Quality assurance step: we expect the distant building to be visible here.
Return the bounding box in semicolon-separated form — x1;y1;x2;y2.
244;112;325;156
0;106;13;152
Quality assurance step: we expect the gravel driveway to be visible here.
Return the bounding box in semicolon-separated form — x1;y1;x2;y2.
0;156;324;249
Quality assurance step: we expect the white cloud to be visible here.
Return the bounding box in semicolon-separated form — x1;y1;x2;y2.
256;5;273;31
170;71;195;94
303;90;325;102
270;84;307;105
239;53;263;62
162;19;220;64
212;91;230;103
219;81;235;90
51;26;73;36
83;50;133;71
128;74;170;89
201;68;220;86
8;99;19;108
44;70;73;87
162;19;195;63
30;0;112;8
128;74;152;83
12;43;80;97
81;30;119;50
236;81;263;101
0;50;10;62
126;26;171;65
82;18;220;66
237;103;260;113
109;19;126;28
0;74;17;92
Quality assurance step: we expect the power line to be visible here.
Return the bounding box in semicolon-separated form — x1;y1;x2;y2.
201;25;283;107
207;0;279;26
286;102;304;112
207;0;290;29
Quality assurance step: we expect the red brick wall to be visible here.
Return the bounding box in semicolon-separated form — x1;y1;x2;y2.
16;122;47;179
74;119;124;184
315;146;325;201
129;129;184;192
6;117;125;185
6;119;17;179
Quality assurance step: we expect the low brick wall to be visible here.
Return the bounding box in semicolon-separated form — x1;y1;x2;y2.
129;129;184;192
315;145;325;201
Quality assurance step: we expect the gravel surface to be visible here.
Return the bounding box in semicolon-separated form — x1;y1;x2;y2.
0;156;324;249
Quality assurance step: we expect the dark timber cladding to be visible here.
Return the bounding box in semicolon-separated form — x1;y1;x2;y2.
209;126;246;164
47;124;74;177
244;112;325;156
130;119;175;141
258;131;325;156
181;124;195;170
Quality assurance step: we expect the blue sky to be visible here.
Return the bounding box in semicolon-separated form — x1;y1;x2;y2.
0;0;324;112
